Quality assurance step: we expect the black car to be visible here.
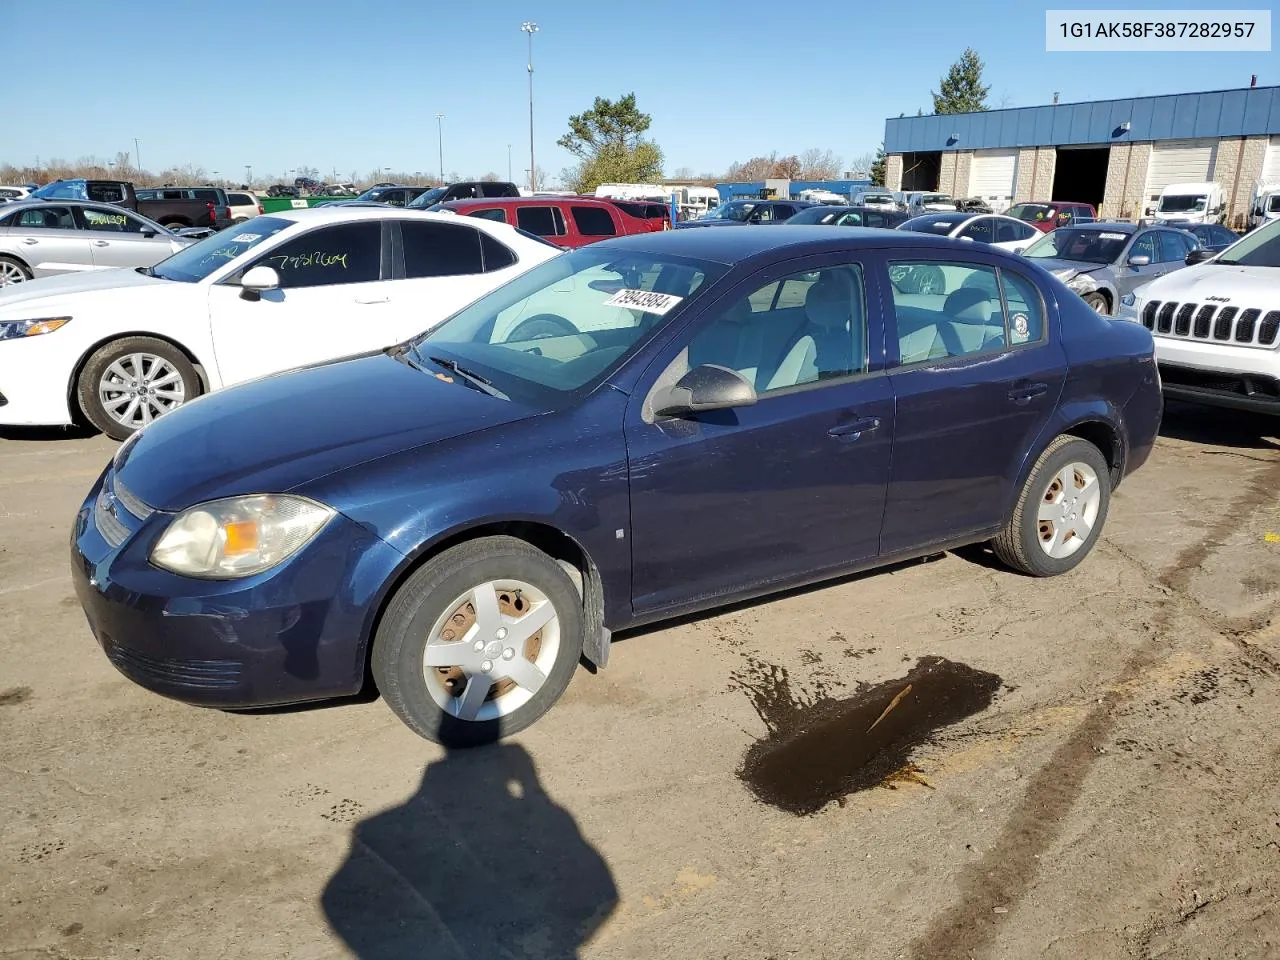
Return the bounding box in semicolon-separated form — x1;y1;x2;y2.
266;184;299;198
775;205;909;229
345;184;430;207
676;198;816;228
408;181;523;208
1181;222;1239;254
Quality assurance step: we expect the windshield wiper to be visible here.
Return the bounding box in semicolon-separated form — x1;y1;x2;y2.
426;354;510;401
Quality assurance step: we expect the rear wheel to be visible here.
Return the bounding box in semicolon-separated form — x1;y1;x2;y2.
991;436;1110;577
76;337;200;440
0;255;31;286
372;536;584;746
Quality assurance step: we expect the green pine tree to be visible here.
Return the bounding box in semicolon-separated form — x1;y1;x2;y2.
931;48;991;115
869;143;886;187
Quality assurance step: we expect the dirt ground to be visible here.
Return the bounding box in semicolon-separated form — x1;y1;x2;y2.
1;402;1277;960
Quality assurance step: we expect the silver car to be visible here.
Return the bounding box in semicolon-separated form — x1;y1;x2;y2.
0;199;190;286
1020;222;1200;316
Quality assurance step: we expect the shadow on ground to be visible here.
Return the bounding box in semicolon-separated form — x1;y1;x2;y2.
1159;400;1280;451
0;424;100;443
322;742;617;959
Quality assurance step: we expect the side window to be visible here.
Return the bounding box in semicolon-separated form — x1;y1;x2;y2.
570;205;616;237
995;218;1025;243
890;262;1006;366
467;208;508;223
686;264;866;395
480;233;517;271
81;207;146;233
385;190;408;207
16;206;75;229
1129;232;1157;262
516;206;562;236
958;217;995;244
399;220;484;277
1000;270;1046;346
860;212;880;227
87;183;125;203
257;221;381;288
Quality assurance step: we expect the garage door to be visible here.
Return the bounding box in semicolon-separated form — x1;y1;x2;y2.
1262;135;1280;182
968;149;1018;213
1143;139;1218;201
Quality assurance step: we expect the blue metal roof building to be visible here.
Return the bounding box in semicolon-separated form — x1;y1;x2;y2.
881;85;1280;227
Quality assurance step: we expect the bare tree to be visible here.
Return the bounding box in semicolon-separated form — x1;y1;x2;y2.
846;151;875;178
671;165;695;180
797;148;841;179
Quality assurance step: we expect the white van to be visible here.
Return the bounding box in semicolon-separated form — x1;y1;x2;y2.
852;190;897;210
1249;182;1280;231
1148;181;1225;226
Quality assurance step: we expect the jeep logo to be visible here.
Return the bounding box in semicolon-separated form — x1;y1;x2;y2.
1206;296;1231;303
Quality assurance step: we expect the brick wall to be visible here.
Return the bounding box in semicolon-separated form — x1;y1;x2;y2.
1214;135;1267;229
953;151;973;197
938;152;958;195
1015;147;1057;202
885;154;903;192
1100;141;1152;220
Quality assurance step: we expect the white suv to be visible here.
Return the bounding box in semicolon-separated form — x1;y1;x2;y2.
1117;219;1280;413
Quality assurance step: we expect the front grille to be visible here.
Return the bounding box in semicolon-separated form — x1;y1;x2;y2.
105;643;242;689
93;471;150;548
1140;299;1279;349
111;477;152;520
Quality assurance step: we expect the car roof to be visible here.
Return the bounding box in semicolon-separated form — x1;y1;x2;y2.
442;196;617;209
260;206;524;233
1057;221;1139;234
1;198;139;211
597;224;1001;264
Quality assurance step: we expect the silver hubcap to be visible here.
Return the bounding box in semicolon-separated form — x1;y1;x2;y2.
0;262;27;285
99;353;186;429
1091;298;1107;313
1037;461;1101;559
423;579;560;722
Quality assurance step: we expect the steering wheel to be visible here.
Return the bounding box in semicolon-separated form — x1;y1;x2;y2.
508;313;577;341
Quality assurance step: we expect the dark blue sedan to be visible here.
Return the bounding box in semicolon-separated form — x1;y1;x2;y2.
70;228;1162;745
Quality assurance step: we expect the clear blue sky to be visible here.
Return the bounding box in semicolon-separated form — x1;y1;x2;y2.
8;0;1274;184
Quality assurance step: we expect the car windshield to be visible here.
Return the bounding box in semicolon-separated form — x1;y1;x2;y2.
920;194;953;205
148;216;293;282
702;201;756;222
1007;203;1053;221
408;187;448;209
1158;194;1207;213
1216;218;1280;267
352;187;387;201
1267;196;1280;213
899;213;968;233
862;194;893;203
31;180;89;201
1023;227;1129;264
413;247;726;405
783;207;839;224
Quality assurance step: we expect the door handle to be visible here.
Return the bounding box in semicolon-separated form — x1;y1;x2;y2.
92;240;110;247
21;238;37;244
1008;382;1049;404
827;416;881;440
354;296;390;304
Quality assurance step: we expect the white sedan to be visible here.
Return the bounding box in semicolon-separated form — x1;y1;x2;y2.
898;212;1041;254
0;207;560;438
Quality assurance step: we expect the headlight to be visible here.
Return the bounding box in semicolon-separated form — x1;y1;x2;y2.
150;494;335;579
1065;275;1089;290
0;317;71;342
1120;292;1137;307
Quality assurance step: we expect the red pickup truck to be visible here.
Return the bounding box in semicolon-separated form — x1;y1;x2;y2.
439;196;657;248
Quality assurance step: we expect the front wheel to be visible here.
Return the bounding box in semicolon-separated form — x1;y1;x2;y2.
76;337;200;440
1082;292;1110;315
0;255;32;286
991;436;1111;577
371;536;584;746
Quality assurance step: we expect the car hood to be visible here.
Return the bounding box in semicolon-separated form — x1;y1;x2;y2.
115;352;543;511
0;268;172;316
1137;263;1280;308
1026;257;1109;282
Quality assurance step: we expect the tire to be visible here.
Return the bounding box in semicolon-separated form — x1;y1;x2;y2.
0;255;32;286
908;265;946;296
371;536;584;746
991;435;1111;577
76;337;200;440
509;314;577;341
160;220;188;230
1082;292;1110;315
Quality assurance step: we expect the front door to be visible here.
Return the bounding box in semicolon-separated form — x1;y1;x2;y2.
1114;230;1165;299
80;205;176;270
880;257;1065;555
625;257;895;614
209;220;390;386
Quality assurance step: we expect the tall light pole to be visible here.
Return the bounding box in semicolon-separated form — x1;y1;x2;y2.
521;21;539;192
244;164;252;186
507;143;512;182
435;113;446;184
134;138;142;175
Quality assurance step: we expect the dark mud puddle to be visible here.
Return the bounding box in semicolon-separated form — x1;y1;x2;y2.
736;656;1001;815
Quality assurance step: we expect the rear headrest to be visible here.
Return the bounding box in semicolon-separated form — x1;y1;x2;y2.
944;287;995;324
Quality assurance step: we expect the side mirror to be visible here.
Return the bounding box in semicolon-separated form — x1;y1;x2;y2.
653;364;757;418
1185;248;1214;265
1127;254;1151;267
141;228;158;238
239;265;280;301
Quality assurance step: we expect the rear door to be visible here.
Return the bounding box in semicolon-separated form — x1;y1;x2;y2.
994;216;1038;253
880;255;1066;555
515;205;570;247
8;205;93;277
80;205;176;270
567;204;618;246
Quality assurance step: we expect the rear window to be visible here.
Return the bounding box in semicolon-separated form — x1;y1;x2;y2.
228;193;255;205
610;200;667;220
400;220;485;277
481;182;520;197
570;205;616;237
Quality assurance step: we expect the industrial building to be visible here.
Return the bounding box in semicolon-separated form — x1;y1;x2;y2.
882;84;1280;227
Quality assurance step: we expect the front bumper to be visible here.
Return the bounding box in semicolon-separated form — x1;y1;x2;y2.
70;466;406;708
0;333;76;426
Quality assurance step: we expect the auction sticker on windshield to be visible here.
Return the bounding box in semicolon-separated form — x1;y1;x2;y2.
1100;232;1127;240
229;233;261;243
603;289;683;315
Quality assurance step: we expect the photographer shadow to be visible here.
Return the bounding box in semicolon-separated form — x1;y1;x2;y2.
322;742;616;960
